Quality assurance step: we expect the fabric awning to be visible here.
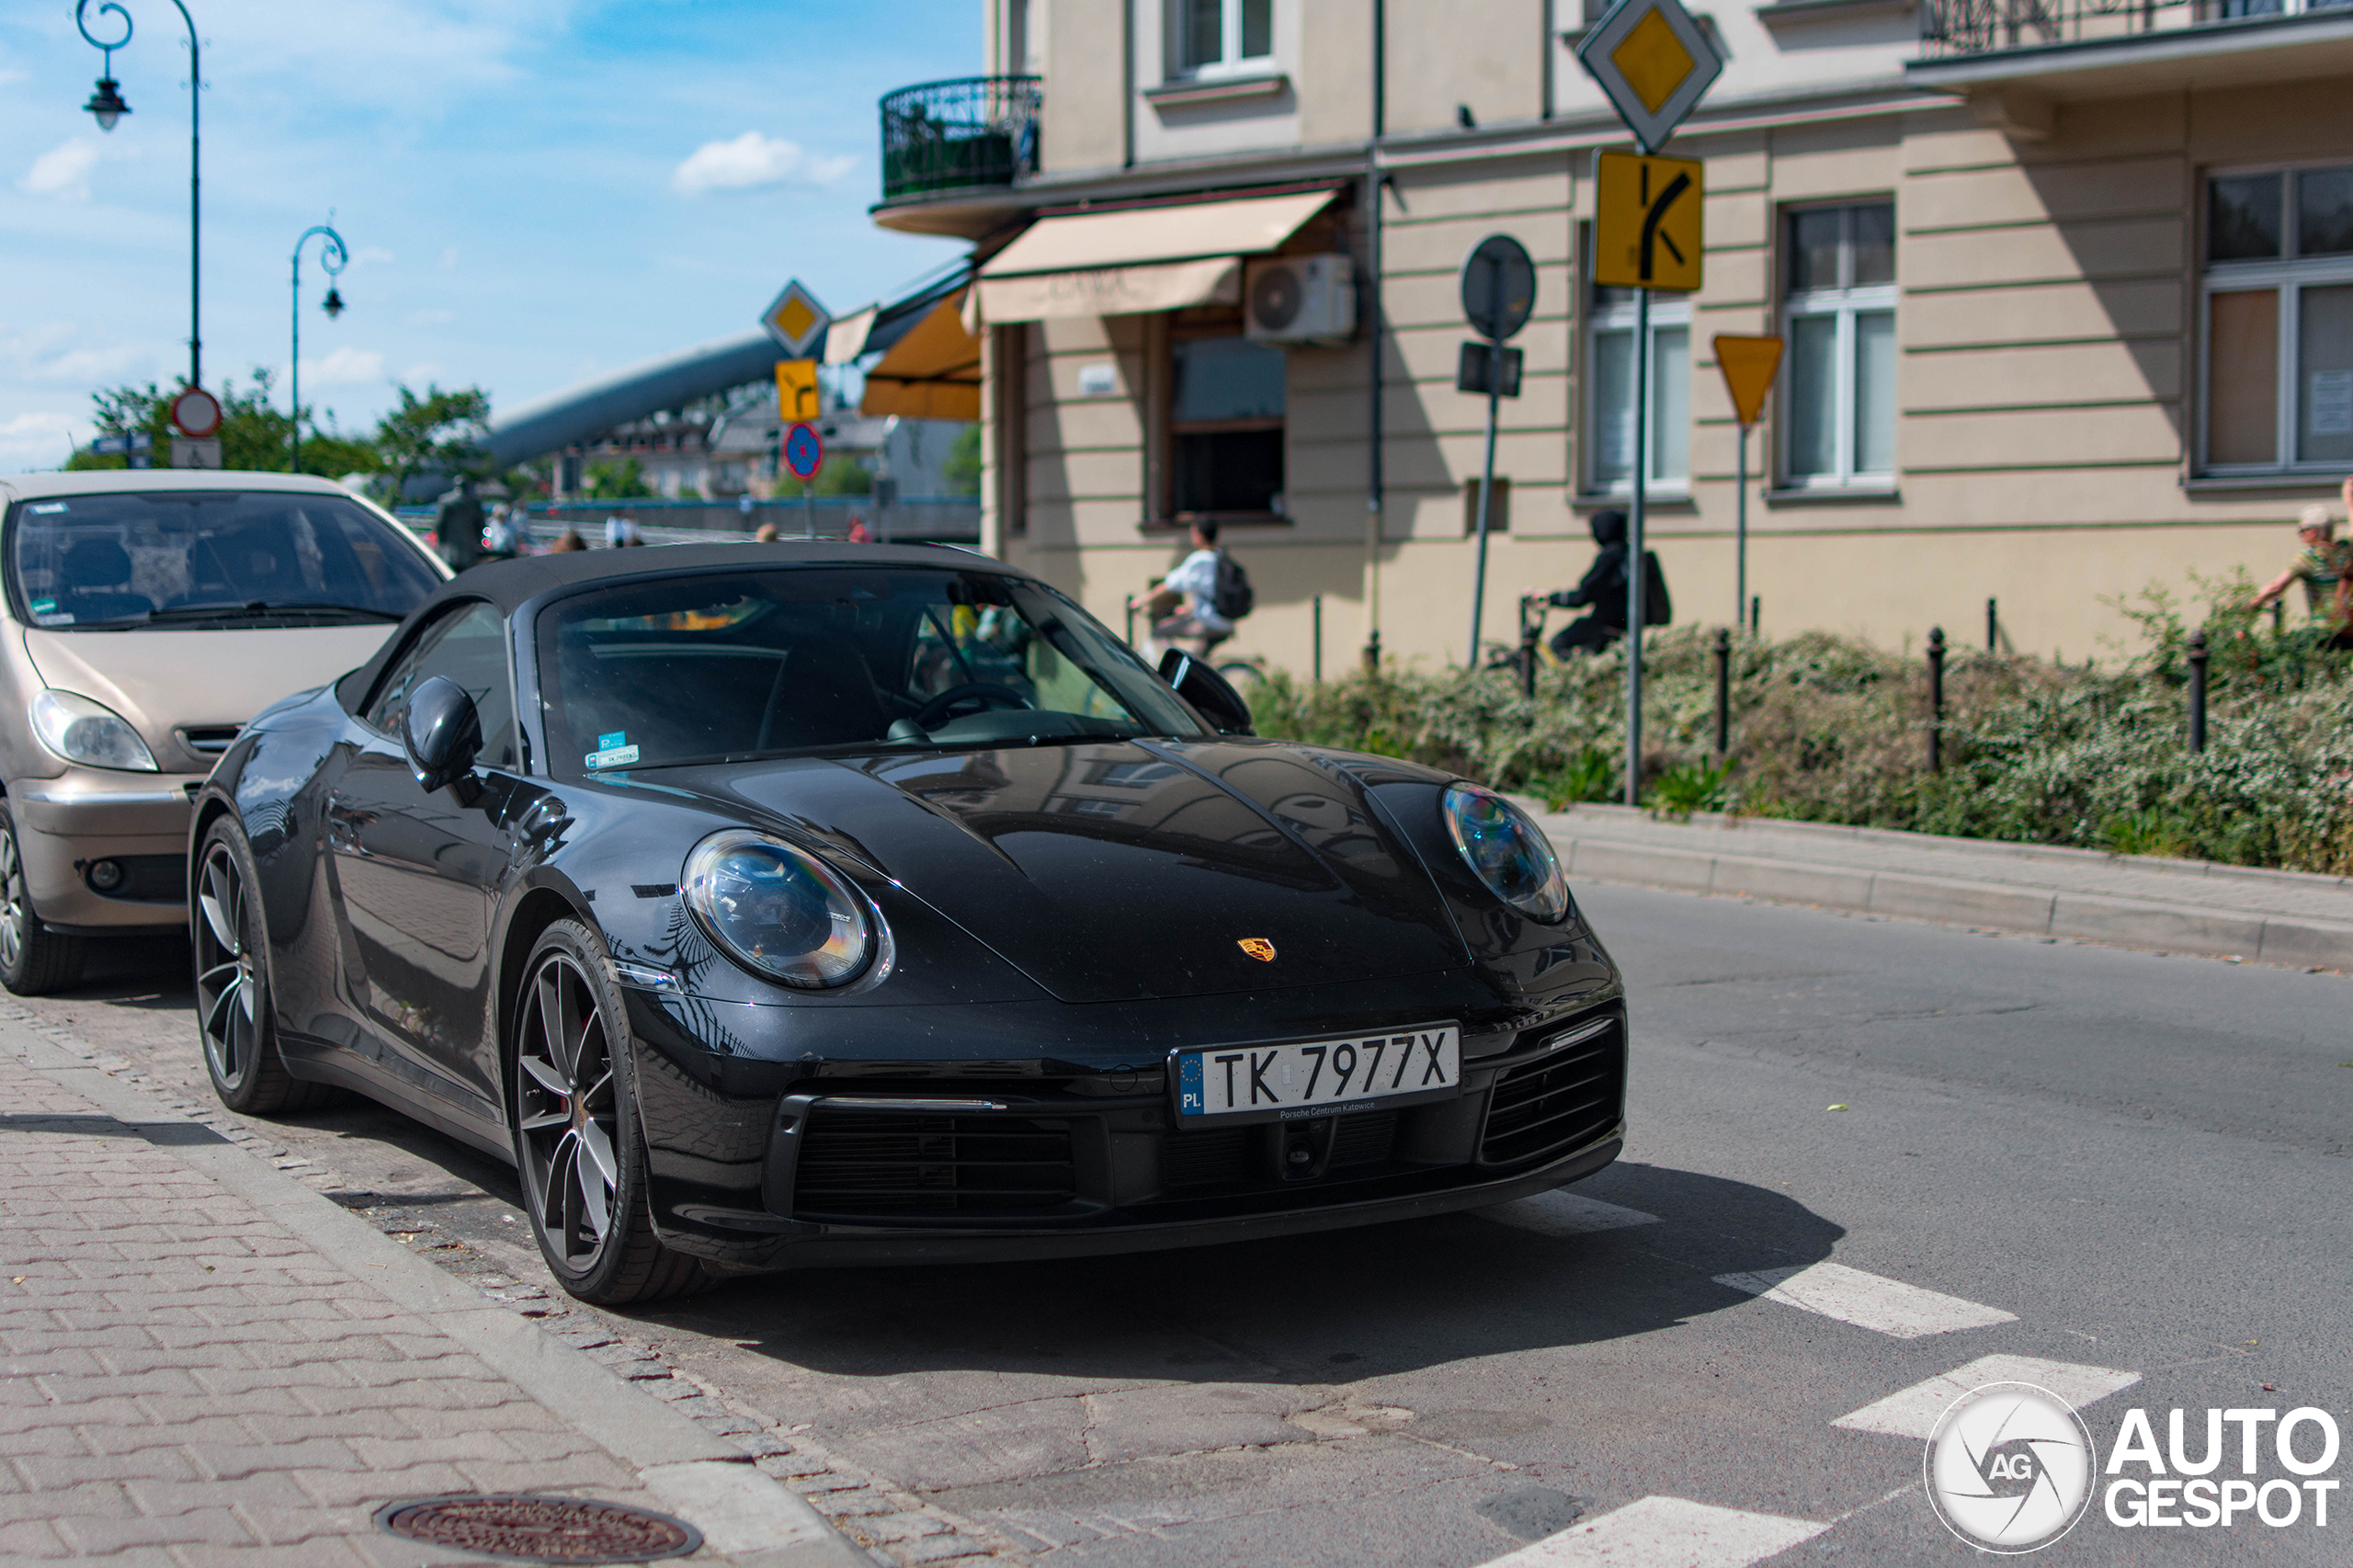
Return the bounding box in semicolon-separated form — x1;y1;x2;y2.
971;187;1339;326
859;291;981;421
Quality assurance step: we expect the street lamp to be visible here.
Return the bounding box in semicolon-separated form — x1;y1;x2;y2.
75;0;202;391
290;223;347;472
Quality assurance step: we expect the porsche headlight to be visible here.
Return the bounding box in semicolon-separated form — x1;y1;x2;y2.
29;690;158;772
682;831;874;988
1442;783;1569;923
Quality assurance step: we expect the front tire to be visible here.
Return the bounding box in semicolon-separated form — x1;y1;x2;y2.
512;919;708;1306
0;803;84;996
194;818;331;1115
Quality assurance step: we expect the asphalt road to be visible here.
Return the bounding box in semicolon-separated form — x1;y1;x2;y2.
24;886;2350;1567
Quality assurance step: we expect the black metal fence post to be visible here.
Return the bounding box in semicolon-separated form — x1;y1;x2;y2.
1713;627;1732;756
1927;626;1947;772
1986;597;1997;653
1749;595;1760;639
1364;628;1381;674
2188;628;2208;753
1519;597;1540;699
1124;595;1137;649
1313;595;1324;683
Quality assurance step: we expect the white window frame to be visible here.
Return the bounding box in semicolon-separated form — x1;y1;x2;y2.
2198;159;2353;475
1779;202;1897;492
1168;0;1275;79
1583;283;1692;498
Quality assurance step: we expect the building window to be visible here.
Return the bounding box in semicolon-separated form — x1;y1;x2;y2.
1586;263;1690;494
1781;202;1896;488
1170;332;1285;517
2201;165;2353;472
1175;0;1273;75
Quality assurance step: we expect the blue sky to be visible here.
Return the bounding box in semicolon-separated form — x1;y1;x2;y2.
0;1;978;470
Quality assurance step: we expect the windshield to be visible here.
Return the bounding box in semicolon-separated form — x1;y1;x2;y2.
538;567;1207;777
6;489;440;631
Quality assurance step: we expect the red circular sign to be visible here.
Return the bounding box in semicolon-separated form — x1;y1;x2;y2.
170;387;222;438
783;422;823;481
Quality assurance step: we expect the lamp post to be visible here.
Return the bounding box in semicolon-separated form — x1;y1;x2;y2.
76;0;202;391
290;223;347;472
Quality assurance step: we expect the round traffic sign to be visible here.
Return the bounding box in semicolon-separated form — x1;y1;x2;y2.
783;422;823;482
1461;234;1536;342
170;386;222;438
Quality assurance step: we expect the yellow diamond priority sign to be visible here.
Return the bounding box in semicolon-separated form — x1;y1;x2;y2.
1577;0;1724;153
759;279;832;358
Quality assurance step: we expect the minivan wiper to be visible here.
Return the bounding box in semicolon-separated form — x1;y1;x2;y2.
137;600;405;624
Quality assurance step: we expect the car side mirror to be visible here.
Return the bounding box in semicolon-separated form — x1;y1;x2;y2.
404;675;483;791
1158;649;1254;736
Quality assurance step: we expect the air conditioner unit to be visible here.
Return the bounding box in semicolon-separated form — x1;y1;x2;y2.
1245;255;1356;346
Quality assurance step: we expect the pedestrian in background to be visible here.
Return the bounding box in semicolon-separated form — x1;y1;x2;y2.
1546;509;1631;657
847;514;873;543
483;503;524;560
548;528;587;553
604;514;642;549
754;522;781;543
436;476;485;572
1144;518;1250;660
2249;500;2353;647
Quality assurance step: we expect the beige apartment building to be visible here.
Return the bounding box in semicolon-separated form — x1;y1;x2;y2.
866;0;2353;673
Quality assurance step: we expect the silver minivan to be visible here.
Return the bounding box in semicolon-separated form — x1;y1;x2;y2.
0;469;448;993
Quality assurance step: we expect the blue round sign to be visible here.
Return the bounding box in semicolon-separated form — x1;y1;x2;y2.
783;422;823;481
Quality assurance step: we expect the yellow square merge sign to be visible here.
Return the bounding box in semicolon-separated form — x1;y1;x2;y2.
1576;0;1724;153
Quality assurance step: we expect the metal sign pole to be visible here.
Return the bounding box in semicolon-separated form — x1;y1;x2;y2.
1735;421;1749;636
1468;263;1505;667
1626;286;1650;808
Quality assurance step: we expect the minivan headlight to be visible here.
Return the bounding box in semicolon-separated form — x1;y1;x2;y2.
1442;783;1569;922
681;830;876;988
29;690;158;772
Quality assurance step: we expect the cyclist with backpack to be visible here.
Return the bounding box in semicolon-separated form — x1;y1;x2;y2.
1147;517;1255;659
1544;507;1670;657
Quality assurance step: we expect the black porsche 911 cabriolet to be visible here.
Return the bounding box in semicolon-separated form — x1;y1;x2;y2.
191;542;1628;1303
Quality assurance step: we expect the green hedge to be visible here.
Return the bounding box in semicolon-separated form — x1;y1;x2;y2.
1248;580;2353;876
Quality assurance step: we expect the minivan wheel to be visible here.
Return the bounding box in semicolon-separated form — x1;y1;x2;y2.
0;804;84;995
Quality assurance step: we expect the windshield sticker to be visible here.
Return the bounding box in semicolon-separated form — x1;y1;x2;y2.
27;503;67;515
30;599;57;615
597;731;627;751
585;743;641;770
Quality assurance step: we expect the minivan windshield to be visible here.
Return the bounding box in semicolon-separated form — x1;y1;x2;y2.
538;567;1208;777
6;489;440;631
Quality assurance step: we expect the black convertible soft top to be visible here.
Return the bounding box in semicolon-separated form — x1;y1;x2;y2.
341;539;1008;712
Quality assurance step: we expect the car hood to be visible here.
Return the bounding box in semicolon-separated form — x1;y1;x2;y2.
24;625;397;767
673;739;1471;1005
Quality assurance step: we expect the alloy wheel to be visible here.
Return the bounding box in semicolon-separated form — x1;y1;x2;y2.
194;840;259;1088
516;952;621;1270
0;824;26;973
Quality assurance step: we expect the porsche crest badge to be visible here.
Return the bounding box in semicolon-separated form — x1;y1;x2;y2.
1237;937;1277;962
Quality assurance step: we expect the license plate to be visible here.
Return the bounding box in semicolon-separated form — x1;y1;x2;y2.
1175;1024;1461;1121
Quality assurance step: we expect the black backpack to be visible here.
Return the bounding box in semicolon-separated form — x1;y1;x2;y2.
1642;549;1672;627
1211;551;1256;620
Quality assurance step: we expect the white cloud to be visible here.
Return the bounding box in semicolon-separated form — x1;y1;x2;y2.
671;132;855;197
0;413;82;472
347;245;397;272
20;141;101;202
404;362;445;384
302;347;387;389
0;323;157;388
405;309;455;326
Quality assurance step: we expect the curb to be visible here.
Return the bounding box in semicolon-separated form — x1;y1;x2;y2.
5;1022;870;1568
1538;831;2353;968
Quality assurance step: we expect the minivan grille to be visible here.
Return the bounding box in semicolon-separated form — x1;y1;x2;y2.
1479;1020;1625;1167
791;1109;1076;1220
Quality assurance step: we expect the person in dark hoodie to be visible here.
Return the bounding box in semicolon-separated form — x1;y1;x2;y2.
1546;508;1631;658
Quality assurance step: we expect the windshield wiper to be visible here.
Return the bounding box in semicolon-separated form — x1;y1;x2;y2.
139;600;405;624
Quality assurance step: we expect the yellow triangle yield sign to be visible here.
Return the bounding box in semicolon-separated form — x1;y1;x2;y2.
1713;334;1785;427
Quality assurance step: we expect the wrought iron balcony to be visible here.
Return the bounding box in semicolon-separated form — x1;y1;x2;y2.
1922;0;2352;57
879;75;1042;201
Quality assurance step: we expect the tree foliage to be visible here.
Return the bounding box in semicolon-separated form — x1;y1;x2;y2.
582;458;655;500
370;384;492;492
65;370;379;477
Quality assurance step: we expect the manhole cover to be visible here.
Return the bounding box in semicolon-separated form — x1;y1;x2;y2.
373;1494;701;1562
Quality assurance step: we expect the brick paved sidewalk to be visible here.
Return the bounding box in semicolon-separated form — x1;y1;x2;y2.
0;1046;855;1566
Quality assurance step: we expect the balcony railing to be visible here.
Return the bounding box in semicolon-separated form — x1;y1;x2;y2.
879;75;1042;201
1922;0;2351;56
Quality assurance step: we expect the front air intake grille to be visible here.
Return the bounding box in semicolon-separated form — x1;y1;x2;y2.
792;1109;1076;1221
1163;1126;1249;1190
179;725;241;755
1479;1018;1625;1168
